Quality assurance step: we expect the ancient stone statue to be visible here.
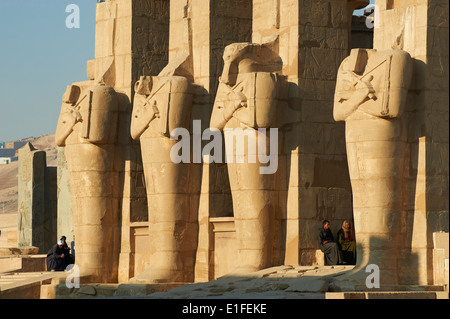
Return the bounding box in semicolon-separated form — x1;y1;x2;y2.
334;48;413;286
55;81;122;283
129;55;200;283
210;42;284;273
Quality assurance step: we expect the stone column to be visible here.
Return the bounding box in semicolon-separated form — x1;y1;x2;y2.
92;0;171;283
130;73;198;283
167;0;253;282
128;0;252;283
17;143;47;252
371;0;449;286
334;48;413;288
251;0;366;266
56;83;122;283
210;42;286;272
329;0;449;290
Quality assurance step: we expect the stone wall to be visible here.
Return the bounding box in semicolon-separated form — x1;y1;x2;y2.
53;0;448;286
56;147;74;254
251;0;356;266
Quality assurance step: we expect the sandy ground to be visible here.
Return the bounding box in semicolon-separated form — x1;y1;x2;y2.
0;212;17;247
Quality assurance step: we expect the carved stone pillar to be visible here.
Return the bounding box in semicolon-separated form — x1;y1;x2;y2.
56;83;123;283
333;48;413;287
210;42;285;272
129;65;200;283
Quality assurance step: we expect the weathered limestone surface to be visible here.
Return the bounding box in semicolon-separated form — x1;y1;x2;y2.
209;41;287;273
433;232;449;287
51;0;448;292
129;58;200;283
334;48;414;286
143;265;352;299
174;0;254;283
377;0;449;287
17;144;46;251
331;0;449;288
55;82;123;283
93;0;172;284
17;143;56;254
56;147;74;254
250;0;368;267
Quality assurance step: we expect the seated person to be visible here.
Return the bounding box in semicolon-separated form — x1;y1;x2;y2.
337;220;356;265
46;240;68;271
59;235;75;265
318;220;344;265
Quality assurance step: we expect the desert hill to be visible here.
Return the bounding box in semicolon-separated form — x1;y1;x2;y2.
0;134;57;215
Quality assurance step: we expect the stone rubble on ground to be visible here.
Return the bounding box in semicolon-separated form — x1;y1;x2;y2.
136;265;353;299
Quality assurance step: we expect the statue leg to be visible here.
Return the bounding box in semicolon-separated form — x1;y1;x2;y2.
225;128;278;273
345;117;407;287
67;143;120;283
132;135;199;283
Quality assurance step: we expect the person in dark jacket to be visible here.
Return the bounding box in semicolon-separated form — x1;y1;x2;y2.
59;236;74;265
46;240;67;271
318;220;344;266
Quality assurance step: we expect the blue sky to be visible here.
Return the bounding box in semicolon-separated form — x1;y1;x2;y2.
355;0;375;15
0;1;96;142
0;0;374;143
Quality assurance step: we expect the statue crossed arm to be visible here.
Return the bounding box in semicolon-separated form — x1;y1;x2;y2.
334;48;413;122
332;48;413;286
333;70;375;122
130;76;160;140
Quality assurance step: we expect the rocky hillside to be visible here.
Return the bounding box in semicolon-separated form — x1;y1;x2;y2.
0;134;57;215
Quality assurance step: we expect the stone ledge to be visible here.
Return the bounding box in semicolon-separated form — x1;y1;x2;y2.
41;282;187;299
326;291;449;299
0;271;67;299
0;246;39;256
0;254;47;273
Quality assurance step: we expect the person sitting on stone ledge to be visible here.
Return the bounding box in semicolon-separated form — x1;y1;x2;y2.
46;240;68;271
60;235;74;266
337;220;356;265
318;220;344;266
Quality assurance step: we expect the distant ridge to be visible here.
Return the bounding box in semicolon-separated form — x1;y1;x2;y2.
0;134;57;215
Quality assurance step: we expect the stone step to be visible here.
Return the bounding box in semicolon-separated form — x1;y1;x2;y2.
0;246;39;256
0;255;46;273
0;271;67;299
